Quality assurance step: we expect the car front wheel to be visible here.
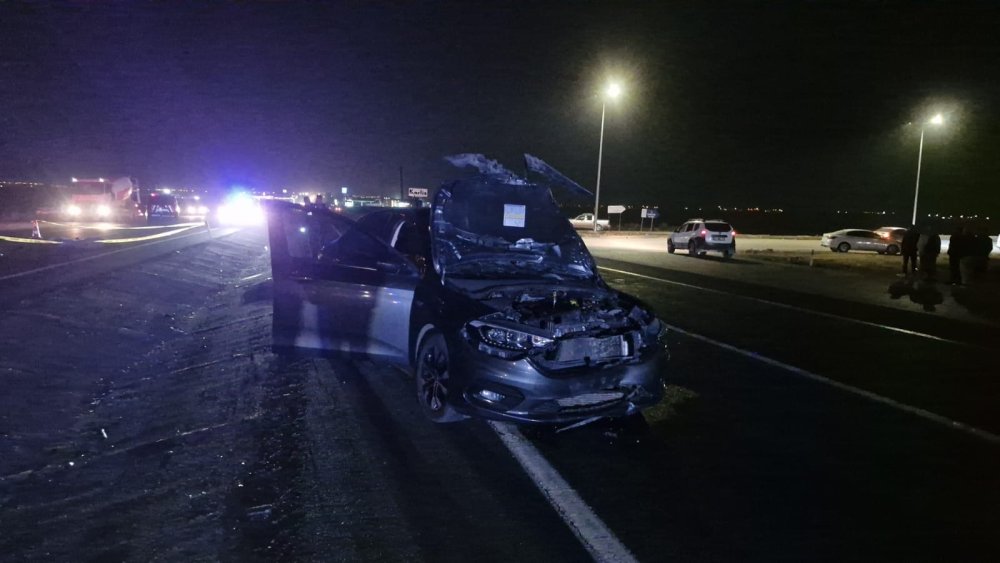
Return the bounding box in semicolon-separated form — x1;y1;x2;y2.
837;242;851;253
415;332;465;423
886;244;900;255
667;239;675;253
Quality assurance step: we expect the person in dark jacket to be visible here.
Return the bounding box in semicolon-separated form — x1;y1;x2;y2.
917;226;941;281
900;225;920;276
947;226;969;285
972;230;994;274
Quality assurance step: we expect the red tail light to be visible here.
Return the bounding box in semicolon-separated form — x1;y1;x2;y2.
731;230;737;236
700;229;707;236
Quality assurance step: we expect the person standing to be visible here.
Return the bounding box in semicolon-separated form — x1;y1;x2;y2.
900;225;920;276
917;225;941;281
947;226;968;285
962;228;994;284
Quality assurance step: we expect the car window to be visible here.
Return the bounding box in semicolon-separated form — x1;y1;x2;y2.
846;230;867;237
319;227;398;268
281;206;350;260
705;222;732;232
356;210;406;245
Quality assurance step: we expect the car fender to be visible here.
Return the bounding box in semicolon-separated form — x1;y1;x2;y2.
412;322;438;366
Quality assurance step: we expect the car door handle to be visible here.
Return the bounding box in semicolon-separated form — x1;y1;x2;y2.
290;275;318;283
375;261;401;274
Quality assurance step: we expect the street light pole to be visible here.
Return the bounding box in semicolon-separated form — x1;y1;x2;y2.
911;113;943;226
911;126;925;226
593;82;621;232
593;100;607;232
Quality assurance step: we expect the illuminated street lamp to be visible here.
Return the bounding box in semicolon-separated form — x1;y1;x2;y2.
593;82;622;232
911;113;944;225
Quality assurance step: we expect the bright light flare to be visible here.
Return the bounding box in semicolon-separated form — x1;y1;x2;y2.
96;204;112;218
606;83;622;99
216;193;264;226
66;204;82;217
929;113;944;125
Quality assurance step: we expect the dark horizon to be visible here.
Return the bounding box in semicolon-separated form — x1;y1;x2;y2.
2;1;999;217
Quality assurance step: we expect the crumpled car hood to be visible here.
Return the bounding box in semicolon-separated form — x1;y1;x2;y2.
431;173;598;284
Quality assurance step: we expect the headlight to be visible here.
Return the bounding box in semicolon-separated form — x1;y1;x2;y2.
186;205;197;214
467;320;553;351
66;205;82;216
96;204;111;217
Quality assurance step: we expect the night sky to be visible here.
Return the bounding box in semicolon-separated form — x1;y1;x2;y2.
2;1;999;215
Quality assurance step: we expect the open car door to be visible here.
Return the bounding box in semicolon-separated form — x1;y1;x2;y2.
264;201;419;365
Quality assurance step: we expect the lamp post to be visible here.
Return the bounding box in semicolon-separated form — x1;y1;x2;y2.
593;82;622;231
911;113;944;225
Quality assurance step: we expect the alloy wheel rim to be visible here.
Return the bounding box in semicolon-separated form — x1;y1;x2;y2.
420;346;448;412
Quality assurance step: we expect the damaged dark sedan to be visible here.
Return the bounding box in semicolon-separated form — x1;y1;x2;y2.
264;155;667;424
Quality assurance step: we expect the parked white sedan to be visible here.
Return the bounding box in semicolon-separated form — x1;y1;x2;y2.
821;229;901;254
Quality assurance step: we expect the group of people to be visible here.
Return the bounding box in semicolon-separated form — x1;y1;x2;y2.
900;224;993;285
946;226;994;285
302;194;327;210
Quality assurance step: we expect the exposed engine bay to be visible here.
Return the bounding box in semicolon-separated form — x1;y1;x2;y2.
468;286;663;369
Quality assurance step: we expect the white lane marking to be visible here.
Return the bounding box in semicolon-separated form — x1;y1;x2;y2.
599;266;976;348
489;421;639;563
0;228;222;282
665;323;1000;445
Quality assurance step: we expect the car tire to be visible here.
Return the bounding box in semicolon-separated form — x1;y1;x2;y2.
687;240;698;256
837;242;851;253
886;244;900;255
415;332;466;423
667;239;675;254
723;247;734;259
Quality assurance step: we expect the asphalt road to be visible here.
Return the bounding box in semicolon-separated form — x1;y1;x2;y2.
1;226;997;562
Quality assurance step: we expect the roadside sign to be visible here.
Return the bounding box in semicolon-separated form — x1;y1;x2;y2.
407;187;429;198
640;208;648;218
607;205;626;214
646;209;660;219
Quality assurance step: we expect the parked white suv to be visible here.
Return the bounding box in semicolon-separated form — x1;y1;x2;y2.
668;219;736;258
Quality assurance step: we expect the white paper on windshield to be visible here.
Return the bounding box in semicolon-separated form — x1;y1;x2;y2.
503;204;526;228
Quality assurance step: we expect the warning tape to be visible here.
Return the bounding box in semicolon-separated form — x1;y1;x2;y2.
0;235;62;244
38;220;204;231
94;224;202;244
1;225;204;245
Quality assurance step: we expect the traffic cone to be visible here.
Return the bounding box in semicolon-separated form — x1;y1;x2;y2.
31;220;42;239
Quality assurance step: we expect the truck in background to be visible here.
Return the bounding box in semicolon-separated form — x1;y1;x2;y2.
53;177;144;222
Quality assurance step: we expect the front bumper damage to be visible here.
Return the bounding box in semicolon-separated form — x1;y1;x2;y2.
446;332;667;424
